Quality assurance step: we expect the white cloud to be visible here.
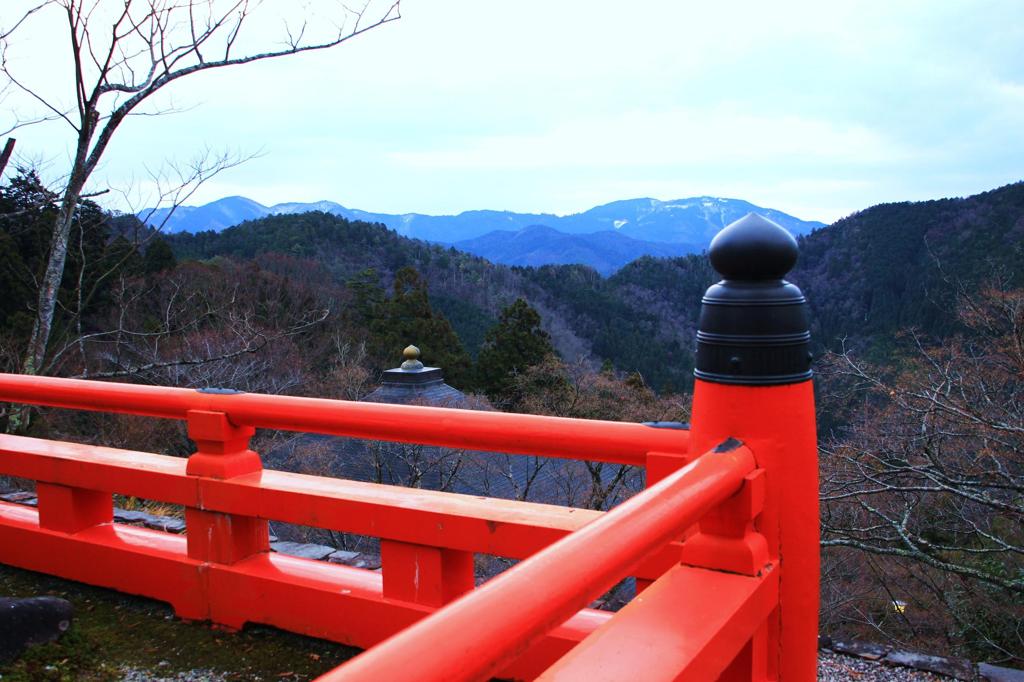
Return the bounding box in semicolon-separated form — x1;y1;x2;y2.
388;107;910;171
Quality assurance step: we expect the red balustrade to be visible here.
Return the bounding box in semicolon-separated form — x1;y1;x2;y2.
0;373;694;678
0;368;816;681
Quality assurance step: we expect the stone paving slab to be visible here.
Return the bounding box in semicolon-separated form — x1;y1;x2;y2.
980;663;1024;682
1;492;37;504
325;550;360;564
270;541;336;561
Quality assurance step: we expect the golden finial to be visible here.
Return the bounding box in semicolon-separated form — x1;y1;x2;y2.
401;344;424;371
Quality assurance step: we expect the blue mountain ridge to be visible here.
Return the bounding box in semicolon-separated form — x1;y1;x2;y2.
141;195;824;272
452;224;699;275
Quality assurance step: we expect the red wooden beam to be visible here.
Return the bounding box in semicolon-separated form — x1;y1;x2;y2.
0;373;688;464
536;563;778;681
0;434;602;560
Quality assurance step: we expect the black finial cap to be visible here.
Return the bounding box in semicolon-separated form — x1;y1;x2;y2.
709;213;798;280
695;214;812;386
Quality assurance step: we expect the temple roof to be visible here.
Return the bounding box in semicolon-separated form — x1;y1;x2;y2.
360;345;471;408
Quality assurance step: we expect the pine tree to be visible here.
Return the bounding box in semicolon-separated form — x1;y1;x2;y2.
373;267;473;389
476;298;558;405
143;238;177;274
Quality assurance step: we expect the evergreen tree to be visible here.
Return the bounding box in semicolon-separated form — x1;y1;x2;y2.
346;268;386;324
373;267;473;389
102;236;144;281
143;237;177;274
476;298;558;405
0;170;56;340
0;169;119;345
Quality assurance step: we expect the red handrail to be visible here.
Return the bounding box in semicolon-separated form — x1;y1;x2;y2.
320;442;755;682
0;374;687;464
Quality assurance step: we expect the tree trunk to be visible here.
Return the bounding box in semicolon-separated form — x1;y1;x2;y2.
22;188;83;376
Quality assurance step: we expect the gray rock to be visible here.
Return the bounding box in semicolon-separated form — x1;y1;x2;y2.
831;639;892;660
114;509;151;524
0;596;74;663
269;541;336;561
0;492;37;504
349;554;382;571
326;550;361;564
980;663;1024;682
119;666;231;681
143;517;186;533
885;650;975;680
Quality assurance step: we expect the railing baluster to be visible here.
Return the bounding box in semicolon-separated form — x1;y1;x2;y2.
381;540;474;607
36;482;112;534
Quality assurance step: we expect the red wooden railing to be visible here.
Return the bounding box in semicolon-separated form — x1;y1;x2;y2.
0;215;820;680
0;370;816;681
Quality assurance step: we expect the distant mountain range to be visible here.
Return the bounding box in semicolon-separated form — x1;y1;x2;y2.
142;195;824;272
453;225;695;275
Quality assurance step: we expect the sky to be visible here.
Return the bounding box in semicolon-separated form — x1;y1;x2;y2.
2;0;1023;223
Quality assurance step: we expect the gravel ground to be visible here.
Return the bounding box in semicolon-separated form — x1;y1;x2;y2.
117;653;954;682
118;667;231;681
819;651;955;681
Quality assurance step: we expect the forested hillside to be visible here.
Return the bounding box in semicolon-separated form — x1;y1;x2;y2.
553;181;1024;367
165;181;1024;391
798;182;1024;352
167;212;701;390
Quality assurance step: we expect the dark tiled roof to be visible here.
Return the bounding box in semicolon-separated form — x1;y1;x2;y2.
361;364;471;408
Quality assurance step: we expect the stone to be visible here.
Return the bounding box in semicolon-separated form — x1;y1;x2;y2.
884;649;976;680
350;554;382;571
0;492;37;504
980;662;1024;682
269;541;336;561
325;550;361;565
0;596;74;663
143;516;186;533
829;639;891;660
113;509;151;524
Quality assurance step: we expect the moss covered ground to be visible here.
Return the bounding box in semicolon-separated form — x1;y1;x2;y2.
0;564;360;681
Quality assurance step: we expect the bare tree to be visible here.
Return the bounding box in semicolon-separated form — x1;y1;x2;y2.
819;285;1024;660
0;0;401;379
509;355;687;510
68;259;331;384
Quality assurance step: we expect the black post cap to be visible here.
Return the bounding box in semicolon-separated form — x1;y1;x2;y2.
695;213;812;386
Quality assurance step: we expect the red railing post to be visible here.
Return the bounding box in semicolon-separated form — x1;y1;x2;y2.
184;409;268;567
689;214;819;681
635;450;692;593
36;482;112;534
380;541;475;607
